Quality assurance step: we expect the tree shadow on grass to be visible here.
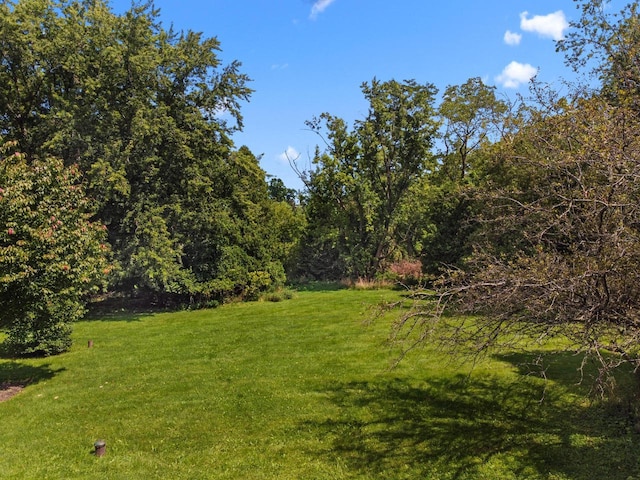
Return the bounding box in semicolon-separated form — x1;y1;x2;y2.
83;309;150;323
0;361;63;401
301;355;640;479
84;295;161;322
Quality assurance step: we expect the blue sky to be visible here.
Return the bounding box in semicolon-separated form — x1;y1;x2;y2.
109;0;610;189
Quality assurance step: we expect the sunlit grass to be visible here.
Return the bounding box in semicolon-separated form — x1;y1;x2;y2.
0;288;639;479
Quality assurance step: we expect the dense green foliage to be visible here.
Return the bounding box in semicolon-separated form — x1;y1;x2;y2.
0;144;109;355
298;79;439;279
0;0;302;305
1;289;638;479
295;77;514;280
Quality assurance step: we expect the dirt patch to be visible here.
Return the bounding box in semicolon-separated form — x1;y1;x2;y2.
0;382;27;402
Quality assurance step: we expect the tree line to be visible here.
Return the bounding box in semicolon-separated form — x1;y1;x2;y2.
0;0;304;354
2;0;640;391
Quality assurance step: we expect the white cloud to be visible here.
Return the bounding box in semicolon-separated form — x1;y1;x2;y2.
504;30;522;46
495;61;538;88
310;0;336;19
520;10;569;40
271;63;289;70
278;146;300;164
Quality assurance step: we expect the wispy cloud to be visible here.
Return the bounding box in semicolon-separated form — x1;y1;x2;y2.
278;146;300;163
496;61;538;88
271;63;289;70
310;0;336;19
504;30;522;46
520;10;568;40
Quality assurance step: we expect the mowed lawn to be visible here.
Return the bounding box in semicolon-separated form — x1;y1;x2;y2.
1;287;639;479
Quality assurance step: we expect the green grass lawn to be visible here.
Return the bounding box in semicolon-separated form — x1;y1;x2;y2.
1;288;639;479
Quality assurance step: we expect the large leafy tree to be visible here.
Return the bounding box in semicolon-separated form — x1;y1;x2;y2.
557;0;640;100
300;79;439;278
413;78;511;274
0;0;293;301
438;77;509;182
0;144;109;355
179;146;305;299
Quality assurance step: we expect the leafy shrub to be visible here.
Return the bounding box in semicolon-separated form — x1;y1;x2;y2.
245;271;273;301
0;148;110;355
262;288;295;302
386;259;424;285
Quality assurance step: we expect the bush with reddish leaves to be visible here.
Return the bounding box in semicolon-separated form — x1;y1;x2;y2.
0;145;111;356
386;259;424;284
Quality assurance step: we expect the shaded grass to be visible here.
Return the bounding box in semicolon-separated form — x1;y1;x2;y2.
0;289;639;479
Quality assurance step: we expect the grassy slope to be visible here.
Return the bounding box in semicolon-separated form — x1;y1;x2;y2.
0;288;639;479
